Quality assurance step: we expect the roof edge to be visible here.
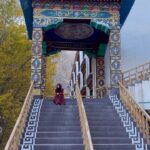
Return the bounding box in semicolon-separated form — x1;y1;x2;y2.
20;0;33;39
120;0;135;26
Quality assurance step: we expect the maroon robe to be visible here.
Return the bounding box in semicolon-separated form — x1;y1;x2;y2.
53;88;65;105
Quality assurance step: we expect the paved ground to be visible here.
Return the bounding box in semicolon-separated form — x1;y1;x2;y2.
52;51;76;96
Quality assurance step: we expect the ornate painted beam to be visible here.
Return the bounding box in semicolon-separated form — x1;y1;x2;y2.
20;0;135;39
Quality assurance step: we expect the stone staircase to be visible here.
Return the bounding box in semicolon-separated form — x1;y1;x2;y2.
83;97;145;150
19;95;148;150
20;97;84;150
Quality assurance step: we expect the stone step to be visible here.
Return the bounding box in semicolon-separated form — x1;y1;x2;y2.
41;106;78;111
37;126;81;132
38;116;80;121
38;120;80;126
89;126;126;132
45;99;76;101
21;137;83;145
84;106;114;109
87;117;121;121
41;102;77;105
83;98;109;101
36;132;82;138
86;110;119;114
88;121;123;126
41;106;78;109
92;138;132;144
40;109;79;112
83;102;112;105
91;131;129;137
85;109;115;112
93;144;136;150
24;125;81;133
20;144;84;150
38;117;79;121
39;112;79;116
34;138;83;144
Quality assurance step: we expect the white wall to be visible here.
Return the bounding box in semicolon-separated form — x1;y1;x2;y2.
121;0;150;71
92;58;97;97
105;46;111;85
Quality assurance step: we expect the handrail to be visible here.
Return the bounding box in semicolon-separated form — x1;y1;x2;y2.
4;81;34;150
96;84;111;99
75;81;94;150
119;81;150;143
122;62;150;85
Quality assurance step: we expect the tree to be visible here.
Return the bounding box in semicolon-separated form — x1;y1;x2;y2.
0;0;58;149
0;0;31;149
45;54;60;97
0;0;21;45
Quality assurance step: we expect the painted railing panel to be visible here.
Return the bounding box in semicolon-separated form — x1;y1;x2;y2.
123;62;150;85
119;81;150;143
75;81;94;150
4;82;34;150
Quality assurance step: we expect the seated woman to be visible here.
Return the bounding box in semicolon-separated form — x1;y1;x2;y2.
53;83;65;105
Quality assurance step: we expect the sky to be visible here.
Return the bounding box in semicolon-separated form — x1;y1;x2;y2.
121;0;150;70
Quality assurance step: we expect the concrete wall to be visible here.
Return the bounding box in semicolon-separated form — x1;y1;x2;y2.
105;46;111;85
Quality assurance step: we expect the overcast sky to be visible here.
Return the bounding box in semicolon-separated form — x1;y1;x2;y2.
121;0;150;70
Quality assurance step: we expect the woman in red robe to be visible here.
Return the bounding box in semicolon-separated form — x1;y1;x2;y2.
53;83;65;105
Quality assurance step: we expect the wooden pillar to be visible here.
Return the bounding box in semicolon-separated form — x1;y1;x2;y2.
109;27;122;88
41;56;46;97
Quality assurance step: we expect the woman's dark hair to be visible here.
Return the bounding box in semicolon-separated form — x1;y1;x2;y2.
57;83;62;89
56;83;62;93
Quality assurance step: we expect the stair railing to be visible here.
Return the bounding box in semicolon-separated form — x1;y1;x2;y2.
122;62;150;85
96;84;111;99
4;81;34;150
119;81;150;143
75;81;94;150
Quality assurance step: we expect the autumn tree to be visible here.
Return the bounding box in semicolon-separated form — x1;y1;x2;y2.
0;0;31;149
0;0;59;149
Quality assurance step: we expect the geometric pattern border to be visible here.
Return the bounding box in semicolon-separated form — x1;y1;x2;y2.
32;42;42;56
32;57;42;70
21;98;43;149
41;56;46;96
109;44;120;56
109;29;122;87
111;57;121;70
96;57;105;88
32;28;43;90
111;73;122;85
31;72;41;87
32;29;43;42
109;94;147;150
